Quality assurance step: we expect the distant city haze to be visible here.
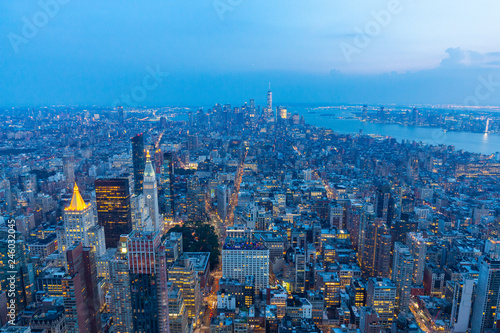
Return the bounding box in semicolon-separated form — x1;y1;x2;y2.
1;1;500;106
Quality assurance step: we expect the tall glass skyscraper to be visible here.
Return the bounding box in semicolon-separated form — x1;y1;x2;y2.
161;152;174;219
132;133;145;195
95;178;132;248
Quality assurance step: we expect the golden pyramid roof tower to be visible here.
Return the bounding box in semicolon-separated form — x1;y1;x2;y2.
65;183;89;211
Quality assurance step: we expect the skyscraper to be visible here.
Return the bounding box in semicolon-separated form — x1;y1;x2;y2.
450;275;475;333
391;242;414;312
127;230;170;333
63;243;101;333
217;184;228;222
109;236;133;333
168;283;188;333
63;154;75;185
118;106;124;124
64;183;105;255
267;83;272;111
295;247;306;293
0;229;32;315
471;256;500;333
143;150;160;231
187;176;205;222
161;152;175;220
360;216;392;278
406;232;426;285
132;133;145;195
95;178;133;248
375;184;394;226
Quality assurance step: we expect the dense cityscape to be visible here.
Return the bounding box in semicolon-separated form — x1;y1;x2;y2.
0;85;499;333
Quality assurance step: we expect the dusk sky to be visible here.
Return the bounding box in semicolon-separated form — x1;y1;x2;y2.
1;0;500;107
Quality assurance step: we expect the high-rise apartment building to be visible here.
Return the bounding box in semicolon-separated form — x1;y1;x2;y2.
360;216;392;277
187;176;205;222
450;275;475;333
295;248;306;293
63;154;75;185
471;256;500;333
406;232;427;285
391;242;414;312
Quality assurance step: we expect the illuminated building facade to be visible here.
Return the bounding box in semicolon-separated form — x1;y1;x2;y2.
95;178;133;248
222;240;270;294
0;229;32;315
109;236;132;333
391;242;414;312
63;243;101;333
360;216;392;278
367;277;396;327
168;283;188;333
64;183;105;256
168;254;201;324
127;230;170;333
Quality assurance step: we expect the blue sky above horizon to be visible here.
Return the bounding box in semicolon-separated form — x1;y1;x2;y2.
1;0;500;108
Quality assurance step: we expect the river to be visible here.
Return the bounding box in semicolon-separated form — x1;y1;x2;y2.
294;108;500;155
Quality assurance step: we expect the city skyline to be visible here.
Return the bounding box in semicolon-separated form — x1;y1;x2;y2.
2;2;500;332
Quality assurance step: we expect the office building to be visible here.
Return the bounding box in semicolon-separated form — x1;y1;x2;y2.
109;236;133;333
161;152;175;219
168;254;201;324
132;133;145;195
64;183;105;256
95;178;133;248
374;184;394;226
168;283;188;333
0;229;32;315
367;277;396;327
143;150;160;231
63;243;101;333
127;230;170;333
222;239;269;294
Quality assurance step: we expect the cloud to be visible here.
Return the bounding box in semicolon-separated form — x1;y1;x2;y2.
440;47;500;69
